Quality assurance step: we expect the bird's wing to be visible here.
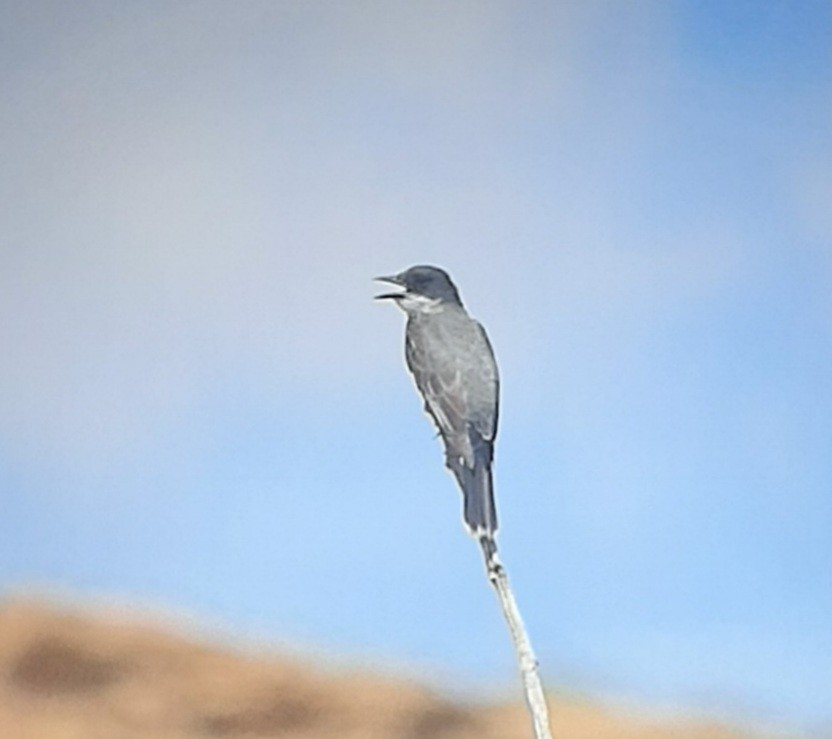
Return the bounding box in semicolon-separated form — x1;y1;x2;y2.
468;321;499;442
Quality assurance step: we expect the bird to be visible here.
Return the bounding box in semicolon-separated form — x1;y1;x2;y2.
376;265;500;562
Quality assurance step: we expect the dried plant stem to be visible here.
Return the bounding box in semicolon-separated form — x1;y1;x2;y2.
480;539;553;739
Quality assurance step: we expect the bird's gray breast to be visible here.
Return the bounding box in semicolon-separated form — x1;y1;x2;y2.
404;306;499;446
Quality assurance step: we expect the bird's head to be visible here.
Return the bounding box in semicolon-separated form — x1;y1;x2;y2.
374;265;463;311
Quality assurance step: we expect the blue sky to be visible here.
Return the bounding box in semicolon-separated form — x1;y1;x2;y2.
1;1;830;733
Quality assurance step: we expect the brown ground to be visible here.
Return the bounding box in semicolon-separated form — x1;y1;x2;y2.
0;599;775;739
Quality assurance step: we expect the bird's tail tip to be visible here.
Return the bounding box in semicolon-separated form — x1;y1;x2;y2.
476;532;501;572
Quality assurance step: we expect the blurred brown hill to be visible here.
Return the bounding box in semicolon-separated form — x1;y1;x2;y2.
0;599;775;739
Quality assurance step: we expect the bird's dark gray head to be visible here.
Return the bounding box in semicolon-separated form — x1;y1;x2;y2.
374;265;463;308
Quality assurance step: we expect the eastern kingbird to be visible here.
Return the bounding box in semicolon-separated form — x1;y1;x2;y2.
376;265;500;557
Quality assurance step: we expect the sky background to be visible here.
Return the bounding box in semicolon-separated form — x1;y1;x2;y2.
1;0;831;734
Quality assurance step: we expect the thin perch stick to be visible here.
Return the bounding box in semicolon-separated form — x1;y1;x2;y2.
480;538;553;739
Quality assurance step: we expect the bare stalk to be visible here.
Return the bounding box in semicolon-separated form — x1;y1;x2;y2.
479;539;553;739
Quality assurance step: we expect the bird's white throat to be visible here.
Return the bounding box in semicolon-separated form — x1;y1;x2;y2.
397;293;444;314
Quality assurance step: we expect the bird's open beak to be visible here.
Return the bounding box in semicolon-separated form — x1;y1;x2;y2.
374;274;404;300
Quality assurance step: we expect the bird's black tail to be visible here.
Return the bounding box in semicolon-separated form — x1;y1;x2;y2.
464;452;497;537
447;431;498;542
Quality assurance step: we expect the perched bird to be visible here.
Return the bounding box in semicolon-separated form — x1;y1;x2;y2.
376;265;500;558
